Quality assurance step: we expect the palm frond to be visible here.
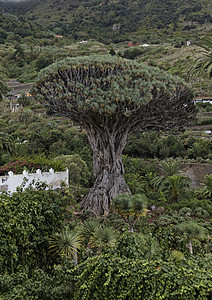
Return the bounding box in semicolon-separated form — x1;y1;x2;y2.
204;175;212;193
159;159;181;177
190;36;212;79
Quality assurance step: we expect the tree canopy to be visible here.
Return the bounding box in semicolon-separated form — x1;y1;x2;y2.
34;55;194;131
33;55;195;215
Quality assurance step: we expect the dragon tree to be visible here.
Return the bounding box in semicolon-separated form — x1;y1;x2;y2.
33;55;195;215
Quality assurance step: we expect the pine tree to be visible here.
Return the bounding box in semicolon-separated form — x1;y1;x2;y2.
33;55;195;215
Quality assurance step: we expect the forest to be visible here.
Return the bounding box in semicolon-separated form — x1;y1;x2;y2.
0;0;212;299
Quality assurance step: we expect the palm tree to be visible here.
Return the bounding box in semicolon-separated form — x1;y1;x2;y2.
160;174;192;203
49;227;81;264
175;221;206;254
190;36;212;79
0;134;28;161
159;159;181;177
113;193;148;232
0;133;13;162
188;141;204;159
151;159;181;189
203;174;212;199
0;65;8;101
204;175;212;192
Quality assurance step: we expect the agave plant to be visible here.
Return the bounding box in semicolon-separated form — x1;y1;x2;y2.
49;227;81;264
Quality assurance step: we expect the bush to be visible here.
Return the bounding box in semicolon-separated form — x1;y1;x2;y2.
0;183;72;273
67;254;212;299
194;207;210;219
0;268;71;300
54;154;92;187
169;198;212;216
0;157;64;175
179;207;192;217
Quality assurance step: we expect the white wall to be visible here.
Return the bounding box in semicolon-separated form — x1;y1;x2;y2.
0;168;69;193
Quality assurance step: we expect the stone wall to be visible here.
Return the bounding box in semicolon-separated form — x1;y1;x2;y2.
146;160;212;189
181;163;212;189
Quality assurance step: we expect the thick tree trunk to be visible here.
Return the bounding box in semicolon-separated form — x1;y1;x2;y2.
80;126;130;216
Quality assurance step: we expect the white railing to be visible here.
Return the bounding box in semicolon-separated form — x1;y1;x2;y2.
0;168;69;193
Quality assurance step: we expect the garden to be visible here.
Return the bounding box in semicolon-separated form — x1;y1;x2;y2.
0;46;212;299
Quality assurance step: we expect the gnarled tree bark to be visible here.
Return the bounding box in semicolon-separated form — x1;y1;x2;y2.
81;125;131;215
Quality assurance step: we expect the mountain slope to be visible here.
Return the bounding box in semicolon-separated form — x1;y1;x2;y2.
0;0;211;42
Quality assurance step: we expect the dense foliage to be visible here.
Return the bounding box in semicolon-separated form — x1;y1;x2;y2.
68;254;212;300
0;157;64;175
0;157;211;298
0;268;71;300
0;183;72;274
0;1;211;297
0;12;50;40
1;0;211;43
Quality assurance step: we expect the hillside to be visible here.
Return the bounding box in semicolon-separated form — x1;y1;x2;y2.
0;0;211;43
0;11;50;40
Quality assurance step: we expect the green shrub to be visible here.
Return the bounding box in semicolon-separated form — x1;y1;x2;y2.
0;156;64;175
194;207;210;219
0;268;71;300
0;183;72;273
157;215;173;225
169;198;212;216
67;254;212;300
116;232;161;260
179;207;192;217
54;154;91;187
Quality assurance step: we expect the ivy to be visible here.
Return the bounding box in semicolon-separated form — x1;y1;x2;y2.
67;254;212;300
0;183;72;274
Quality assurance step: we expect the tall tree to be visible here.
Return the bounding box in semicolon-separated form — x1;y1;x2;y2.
33;55;195;215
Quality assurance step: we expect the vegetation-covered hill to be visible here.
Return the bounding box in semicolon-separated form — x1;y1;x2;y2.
0;0;211;43
0;11;51;41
